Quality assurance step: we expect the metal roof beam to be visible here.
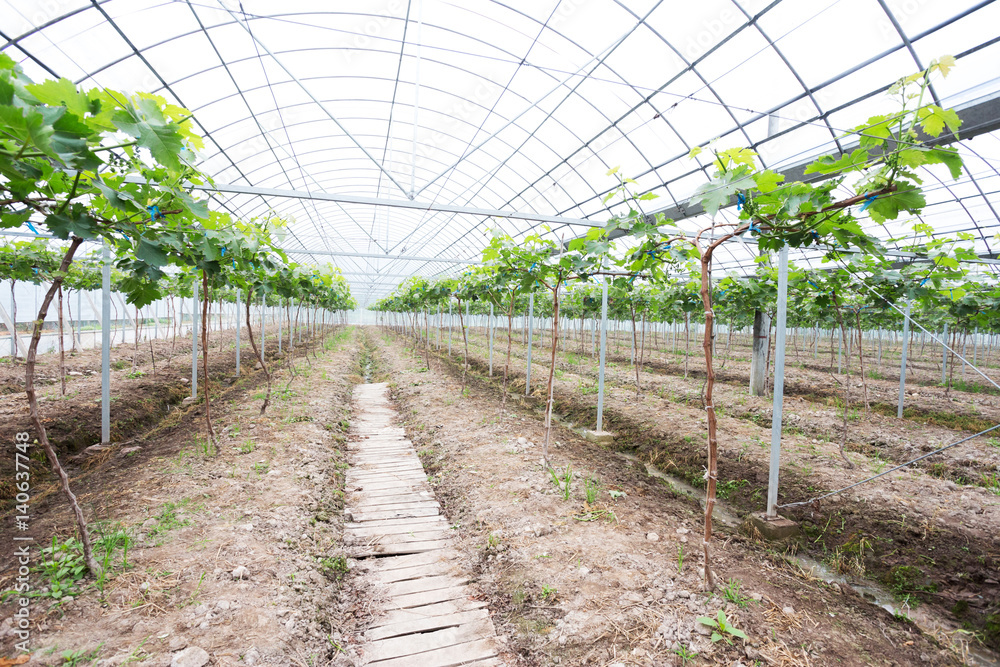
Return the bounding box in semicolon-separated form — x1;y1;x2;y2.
642;91;1000;228
179;180;602;227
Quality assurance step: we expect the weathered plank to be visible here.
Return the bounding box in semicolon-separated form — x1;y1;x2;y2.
383;585;476;609
382;574;468;598
366;608;492;642
365;637;498;667
368;598;489;629
348;539;453;557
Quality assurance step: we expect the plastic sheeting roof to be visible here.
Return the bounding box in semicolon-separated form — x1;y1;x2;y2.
3;0;1000;304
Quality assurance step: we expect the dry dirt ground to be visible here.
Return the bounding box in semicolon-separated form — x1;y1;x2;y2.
439;324;1000;657
372;327;966;667
0;326;364;666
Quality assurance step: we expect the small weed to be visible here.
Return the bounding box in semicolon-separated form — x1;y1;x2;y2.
148;500;193;538
584;477;599;504
722;578;749;607
697;610;748;645
716;479;749;500
548;464;573;501
319;555;349;581
238;439;255;454
60;643;104;666
540;584;557;601
673;643;699;665
112;360;128;371
677;545;684;573
485;533;501;550
608;489;626;501
125;369;146;379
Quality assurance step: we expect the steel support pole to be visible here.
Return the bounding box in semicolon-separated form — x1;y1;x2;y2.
597;280;609;432
261;294;266;354
9;289;15;358
838;328;842;374
941;322;948;383
898;302;911;418
767;246;789;518
101;242;111;444
278;298;282;353
448;302;452;354
526;293;534;395
236;289;241;376
488;302;494;376
191;278;198;398
75;291;82;347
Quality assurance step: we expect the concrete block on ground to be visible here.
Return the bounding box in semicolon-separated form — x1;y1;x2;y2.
583;430;615;445
747;513;799;541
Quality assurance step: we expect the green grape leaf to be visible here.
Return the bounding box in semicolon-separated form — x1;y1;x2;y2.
752;169;784;193
134;237;170;268
918;105;961;138
112;100;184;173
26;77;94;118
865;188;927;223
804;148;870;176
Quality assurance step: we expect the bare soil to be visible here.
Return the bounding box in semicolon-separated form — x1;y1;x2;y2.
402;322;1000;657
0;326;361;665
373;326;968;666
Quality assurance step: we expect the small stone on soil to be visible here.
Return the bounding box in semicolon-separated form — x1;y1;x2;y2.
231;565;250;580
170;646;209;667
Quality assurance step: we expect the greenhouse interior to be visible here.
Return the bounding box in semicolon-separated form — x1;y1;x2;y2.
1;1;1000;665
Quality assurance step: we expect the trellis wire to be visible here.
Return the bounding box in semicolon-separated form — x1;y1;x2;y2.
776;253;1000;509
777;422;1000;509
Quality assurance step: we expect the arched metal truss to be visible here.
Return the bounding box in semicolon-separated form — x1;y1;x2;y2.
3;0;999;305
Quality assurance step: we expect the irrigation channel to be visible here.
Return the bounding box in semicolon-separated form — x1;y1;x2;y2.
377;310;1000;662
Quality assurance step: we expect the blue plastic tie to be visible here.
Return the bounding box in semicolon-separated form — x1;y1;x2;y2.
919;277;929;287
221;247;226;257
859;194;878;212
749;221;761;234
628;274;638;284
807;280;819;290
736;192;746;211
232;260;237;269
25;221;39;235
529;262;536;272
147;205;160;222
810;230;820;241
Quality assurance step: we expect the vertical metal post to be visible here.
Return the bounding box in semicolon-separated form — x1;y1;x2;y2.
448;301;453;354
261;293;266;354
101;241;111;444
767;246;789;518
191;277;198;398
941;322;948;383
278;297;282;353
235;289;241;376
525;293;534;395
437;305;441;349
837;327;842;374
153;299;159;340
597;280;609;432
898;302;911;418
9;288;15;358
488;302;494;376
76;290;82;347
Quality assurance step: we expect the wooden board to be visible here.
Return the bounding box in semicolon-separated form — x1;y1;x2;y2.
366;608;492;642
347;383;501;666
365;638;498;667
364;620;496;662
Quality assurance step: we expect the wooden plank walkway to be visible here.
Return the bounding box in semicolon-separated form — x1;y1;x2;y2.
347;383;503;667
